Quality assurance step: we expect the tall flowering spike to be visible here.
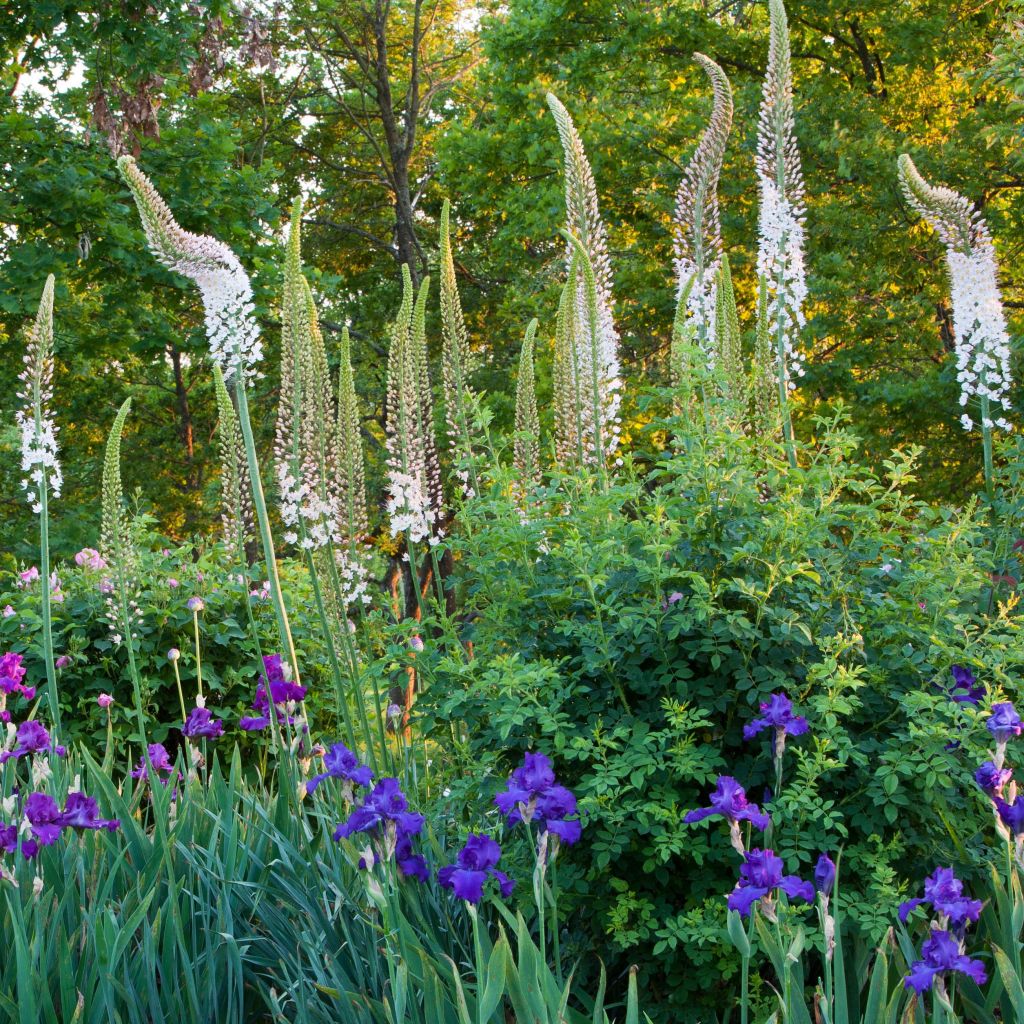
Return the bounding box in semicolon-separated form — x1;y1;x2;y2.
715;255;744;404
100;400;139;639
274;198;339;551
439;199;479;496
756;0;808;398
513;319;541;494
411;275;443;519
546;93;622;466
897;154;1013;433
674;53;733;359
16;276;62;513
213;364;253;560
335;325;368;549
553;252;585;467
333;325;372;607
385;266;441;543
117;157;262;380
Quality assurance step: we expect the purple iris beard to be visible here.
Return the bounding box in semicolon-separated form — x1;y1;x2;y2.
904;929;986;994
438;833;515;904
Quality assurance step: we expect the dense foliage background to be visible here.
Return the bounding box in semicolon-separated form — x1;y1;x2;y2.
2;0;1023;557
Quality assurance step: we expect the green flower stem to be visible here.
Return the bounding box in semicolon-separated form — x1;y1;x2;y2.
36;470;60;737
192;608;204;700
303;546;357;751
233;376;301;688
171;657;187;723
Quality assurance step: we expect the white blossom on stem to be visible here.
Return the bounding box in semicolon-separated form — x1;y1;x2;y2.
898;154;1013;433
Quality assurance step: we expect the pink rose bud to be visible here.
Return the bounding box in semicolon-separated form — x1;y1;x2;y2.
55;655;71;669
97;694;114;709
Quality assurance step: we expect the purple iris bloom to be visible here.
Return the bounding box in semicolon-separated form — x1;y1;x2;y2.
975;761;1012;799
904;929;986;994
306;742;374;795
0;720;52;764
25;793;62;846
438;833;515;904
334;778;424;842
684;777;770;831
182;706;224;739
0;823;18;854
987;703;1023;743
0;652;30;697
743;693;810;743
996;799;1024;835
814;853;836;897
898;867;983;925
494;752;583;843
131;743;176;782
239;656;307;731
944;666;984;705
726;849;814;917
396;832;429;882
58;793;119;832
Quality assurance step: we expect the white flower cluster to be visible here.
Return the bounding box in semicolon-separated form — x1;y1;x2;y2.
898;155;1013;434
15;411;62;514
755;0;808;392
673;54;732;364
276;464;339;550
16;277;61;512
948;245;1013;432
335;548;373;607
756;176;808;388
385;471;436;544
118;157;263;381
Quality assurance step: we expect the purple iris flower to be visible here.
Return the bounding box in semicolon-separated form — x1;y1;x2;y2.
684;777;770;831
742;693;809;744
182;706;224;739
0;823;18;854
334;778;425;842
25;793;62;846
239;655;307;731
943;666;985;705
726;849;814;917
131;743;176;783
306;742;374;796
904;929;986;994
396;832;429;882
987;703;1023;743
438;833;515;904
898;867;983;925
0;720;52;764
814;853;836;897
58;793;119;832
0;652;33;701
494;752;583;844
996;799;1024;835
975;761;1012;799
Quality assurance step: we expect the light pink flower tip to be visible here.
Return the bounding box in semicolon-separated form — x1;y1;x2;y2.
2;606;13;618
74;548;106;570
97;694;114;709
18;567;39;585
55;655;71;669
168;578;179;588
